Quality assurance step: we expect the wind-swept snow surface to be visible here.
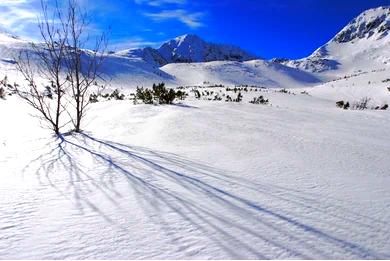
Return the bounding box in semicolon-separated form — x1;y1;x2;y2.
1;91;389;259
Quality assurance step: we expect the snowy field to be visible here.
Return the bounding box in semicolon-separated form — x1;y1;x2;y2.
1;89;390;259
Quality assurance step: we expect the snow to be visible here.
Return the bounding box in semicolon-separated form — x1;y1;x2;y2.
115;34;257;67
161;60;320;88
1;90;390;259
1;5;390;259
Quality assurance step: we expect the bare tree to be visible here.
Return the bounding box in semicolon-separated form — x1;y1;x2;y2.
62;0;108;132
14;1;69;135
14;0;108;134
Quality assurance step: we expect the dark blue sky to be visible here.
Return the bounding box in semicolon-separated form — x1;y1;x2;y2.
1;0;390;59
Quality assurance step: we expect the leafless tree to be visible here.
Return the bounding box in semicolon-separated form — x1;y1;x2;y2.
14;0;108;134
62;0;108;132
14;1;68;135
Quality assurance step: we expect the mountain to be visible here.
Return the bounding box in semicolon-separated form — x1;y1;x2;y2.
116;34;258;66
0;31;316;89
272;6;390;74
1;7;390;93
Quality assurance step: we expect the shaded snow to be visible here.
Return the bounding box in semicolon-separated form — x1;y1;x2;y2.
1;91;390;259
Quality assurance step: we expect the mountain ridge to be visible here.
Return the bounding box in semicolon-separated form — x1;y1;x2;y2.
116;34;258;67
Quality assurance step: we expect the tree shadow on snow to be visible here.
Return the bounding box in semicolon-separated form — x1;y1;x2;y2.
24;132;390;259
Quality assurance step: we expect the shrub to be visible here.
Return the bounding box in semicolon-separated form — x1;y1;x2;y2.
336;100;344;108
44;86;53;99
0;87;5;99
213;95;222;101
135;83;186;105
110;89;125;100
336;100;350;110
89;93;99;103
352;97;370;110
235;92;243;102
135;87;153;104
380;104;388;110
194;90;201;99
250;96;269;105
176;90;188;100
163;88;176;104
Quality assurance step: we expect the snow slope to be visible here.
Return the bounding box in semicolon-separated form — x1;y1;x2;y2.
161;60;320;87
1;90;390;259
305;68;390;105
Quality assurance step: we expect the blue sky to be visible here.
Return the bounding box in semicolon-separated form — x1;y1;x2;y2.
0;0;389;59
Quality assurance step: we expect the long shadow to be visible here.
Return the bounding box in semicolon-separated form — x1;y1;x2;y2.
24;132;390;259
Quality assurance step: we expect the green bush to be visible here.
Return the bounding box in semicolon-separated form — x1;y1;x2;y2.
135;83;186;105
110;89;125;100
0;87;5;99
336;100;350;110
135;87;153;104
250;95;269;105
89;93;99;103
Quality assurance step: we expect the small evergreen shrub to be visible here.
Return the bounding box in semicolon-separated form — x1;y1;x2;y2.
135;83;186;105
336;100;350;110
250;96;269;105
44;86;53;99
336;100;344;108
194;90;201;99
0;87;5;99
110;89;125;100
235;92;243;102
378;104;388;110
89;93;99;103
135;87;153;104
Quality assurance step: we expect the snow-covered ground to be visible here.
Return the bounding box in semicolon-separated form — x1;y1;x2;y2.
1;90;390;259
1;5;390;259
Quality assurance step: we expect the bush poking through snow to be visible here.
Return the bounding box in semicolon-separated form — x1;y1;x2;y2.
89;93;99;103
110;89;125;100
336;98;387;111
194;90;201;99
235;92;243;102
176;90;188;100
135;83;187;105
277;89;296;95
0;87;5;99
135;87;153;104
352;97;371;110
376;104;388;110
336;100;351;110
44;86;53;99
152;83;175;104
336;100;348;109
250;96;269;105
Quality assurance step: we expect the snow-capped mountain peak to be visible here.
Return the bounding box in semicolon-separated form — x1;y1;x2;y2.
116;34;258;66
158;33;258;64
272;6;390;74
333;6;390;43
